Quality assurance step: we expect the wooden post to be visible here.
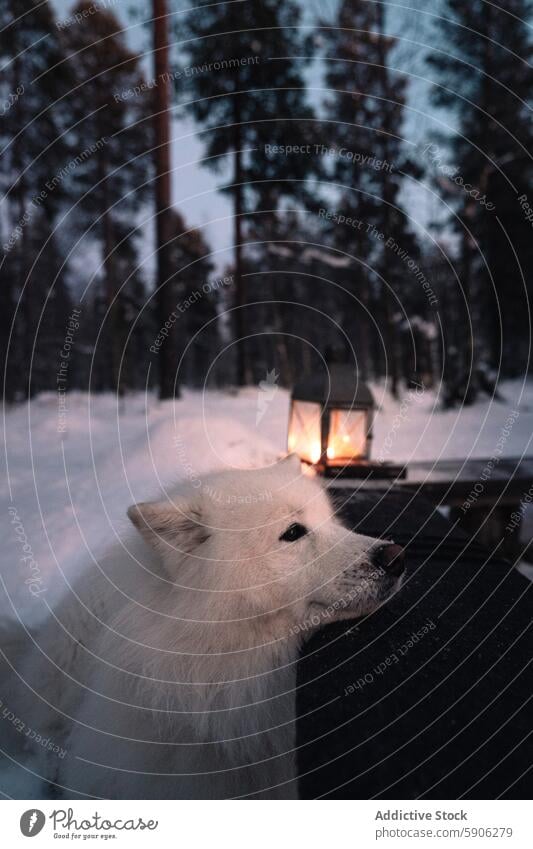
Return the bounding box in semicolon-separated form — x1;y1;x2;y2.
233;83;246;386
152;0;178;398
375;4;400;399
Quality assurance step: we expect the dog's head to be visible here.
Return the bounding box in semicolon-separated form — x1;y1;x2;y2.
127;455;404;639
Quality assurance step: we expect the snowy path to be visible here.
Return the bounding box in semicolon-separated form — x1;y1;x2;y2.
1;389;285;627
2;381;533;627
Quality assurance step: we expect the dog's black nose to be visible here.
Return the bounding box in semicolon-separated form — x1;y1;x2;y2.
372;543;405;577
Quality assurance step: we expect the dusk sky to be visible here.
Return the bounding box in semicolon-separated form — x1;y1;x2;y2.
49;0;451;280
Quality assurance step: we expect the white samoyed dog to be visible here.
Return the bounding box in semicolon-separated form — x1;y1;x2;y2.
8;456;404;799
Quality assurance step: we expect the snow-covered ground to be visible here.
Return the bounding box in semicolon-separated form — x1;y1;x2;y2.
2;379;533;628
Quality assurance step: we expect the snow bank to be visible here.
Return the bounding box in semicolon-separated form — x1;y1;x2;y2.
2;380;533;626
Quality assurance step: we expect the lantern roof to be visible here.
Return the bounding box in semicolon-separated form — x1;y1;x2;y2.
292;364;375;409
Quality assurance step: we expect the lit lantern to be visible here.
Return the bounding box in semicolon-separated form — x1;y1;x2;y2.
288;365;374;474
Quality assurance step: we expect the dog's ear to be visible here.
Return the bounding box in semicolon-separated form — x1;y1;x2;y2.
278;453;302;472
127;498;208;555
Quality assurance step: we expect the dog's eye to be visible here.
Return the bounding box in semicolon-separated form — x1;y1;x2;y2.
279;522;308;542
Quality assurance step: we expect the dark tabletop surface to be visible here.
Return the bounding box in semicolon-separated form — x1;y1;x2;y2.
296;487;532;799
402;457;533;482
331;457;533;504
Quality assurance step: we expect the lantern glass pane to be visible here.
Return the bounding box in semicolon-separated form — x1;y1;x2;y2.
288;401;322;464
327;409;367;461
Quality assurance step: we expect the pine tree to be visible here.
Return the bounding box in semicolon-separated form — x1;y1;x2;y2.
167;211;217;388
62;1;153;394
152;0;177;399
320;0;422;394
245;210;347;386
0;248;21;402
427;0;533;378
0;0;73;398
180;0;315;385
106;226;154;395
0;0;71;209
25;210;74;395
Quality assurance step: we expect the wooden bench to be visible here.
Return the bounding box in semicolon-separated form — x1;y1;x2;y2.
297;487;532;799
330;457;533;562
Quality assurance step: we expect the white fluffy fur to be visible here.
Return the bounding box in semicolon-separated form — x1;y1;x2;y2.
9;456;402;799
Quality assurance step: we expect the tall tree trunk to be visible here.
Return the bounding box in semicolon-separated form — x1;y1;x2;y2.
152;0;178;399
351;223;370;381
12;53;33;400
460;204;474;369
17;174;34;399
102;192;121;395
97;121;119;396
233;88;246;386
359;275;370;382
376;4;400;398
479;12;497;372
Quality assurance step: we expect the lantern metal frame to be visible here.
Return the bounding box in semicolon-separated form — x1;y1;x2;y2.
288;365;406;479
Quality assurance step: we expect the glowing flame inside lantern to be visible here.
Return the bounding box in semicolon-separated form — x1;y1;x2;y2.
288;367;374;471
326;410;367;461
288;402;369;466
310;442;322;464
287;400;322;465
